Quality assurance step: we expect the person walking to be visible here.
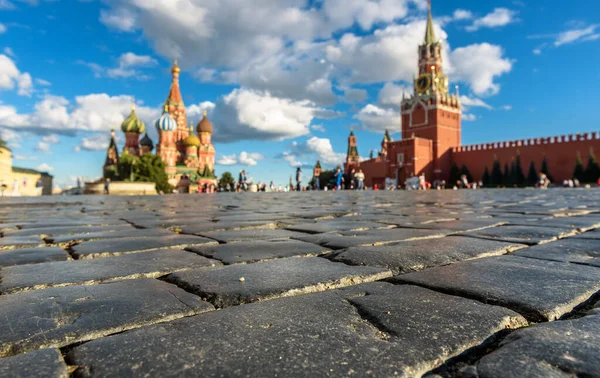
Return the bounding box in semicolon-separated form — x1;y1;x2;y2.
334;167;344;190
296;167;302;192
239;170;247;191
355;169;365;190
104;178;110;195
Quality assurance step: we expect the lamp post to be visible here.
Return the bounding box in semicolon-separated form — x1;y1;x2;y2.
130;159;136;182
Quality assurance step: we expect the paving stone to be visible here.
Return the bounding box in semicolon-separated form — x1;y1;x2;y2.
397;219;506;232
71;234;217;259
573;229;600;240
196;229;307;243
0;236;45;249
165;257;391;307
0;247;69;267
186;239;331;264
473;315;600;378
507;215;600;232
46;228;175;244
460;225;577;245
179;220;279;234
394;255;600;322
284;220;392;234
2;225;130;238
0;249;221;294
334;236;526;275
0;349;68;378
294;228;450;249
513;238;600;267
0;279;214;357
67;282;526;377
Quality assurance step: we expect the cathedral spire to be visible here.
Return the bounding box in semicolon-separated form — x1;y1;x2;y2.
424;0;436;44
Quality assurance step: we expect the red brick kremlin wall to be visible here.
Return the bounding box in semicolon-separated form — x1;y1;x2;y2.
452;132;600;183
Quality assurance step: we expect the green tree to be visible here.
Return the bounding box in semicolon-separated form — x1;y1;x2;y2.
133;153;172;193
526;161;537;186
585;148;600;183
514;154;526;185
460;164;473;183
491;158;503;186
117;153;140;181
319;169;336;189
219;171;235;189
506;159;517;187
573;152;585;181
482;166;491;186
449;163;461;187
502;163;510;186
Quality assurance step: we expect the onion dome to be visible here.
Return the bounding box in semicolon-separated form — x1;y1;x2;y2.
196;110;213;134
171;59;180;74
121;104;146;134
155;105;177;132
183;126;200;147
140;133;154;150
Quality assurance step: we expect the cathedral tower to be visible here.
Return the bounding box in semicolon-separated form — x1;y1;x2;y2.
155;105;178;175
345;130;360;169
400;0;461;178
121;105;145;156
165;60;189;162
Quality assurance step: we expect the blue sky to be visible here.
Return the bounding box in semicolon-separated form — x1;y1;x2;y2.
0;0;599;189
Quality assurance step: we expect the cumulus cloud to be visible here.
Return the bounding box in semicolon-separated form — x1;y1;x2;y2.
79;52;157;79
36;162;53;172
354;104;399;133
466;8;517;32
215;151;264;166
211;88;329;143
0;93;160;135
0;54;34;96
378;82;411;107
280;136;345;168
77;133;110;151
449;43;513;96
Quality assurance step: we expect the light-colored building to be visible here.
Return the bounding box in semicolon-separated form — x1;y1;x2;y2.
0;138;53;196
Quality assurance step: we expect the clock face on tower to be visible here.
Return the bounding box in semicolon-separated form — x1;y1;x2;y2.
415;74;431;94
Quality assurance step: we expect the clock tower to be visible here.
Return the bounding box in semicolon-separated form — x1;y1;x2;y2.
400;0;461;179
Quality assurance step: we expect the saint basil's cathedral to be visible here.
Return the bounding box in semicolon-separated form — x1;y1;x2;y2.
345;1;600;188
103;61;216;187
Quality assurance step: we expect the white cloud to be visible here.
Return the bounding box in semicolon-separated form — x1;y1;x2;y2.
0;93;160;135
215;151;264;166
501;105;512;111
354;104;399;133
282;136;345;168
187;101;216;124
452;9;473;21
35;141;50;153
42;134;59;144
78;133;110;151
13;154;36;161
211;88;324;142
462;114;477;121
216;154;237;166
555;25;599;46
0;54;34;96
0;23;6;34
459;96;492;110
99;7;137;32
80;52;157;79
35;78;51;86
378;82;411;107
36;162;53;172
532;48;542;55
279;151;307;168
238;151;264;166
311;124;326;132
449;43;513;96
466;8;517;32
0;1;15;10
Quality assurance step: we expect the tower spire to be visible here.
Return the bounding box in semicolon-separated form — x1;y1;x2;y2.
424;0;436;44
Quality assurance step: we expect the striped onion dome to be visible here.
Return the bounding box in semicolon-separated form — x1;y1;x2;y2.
121;105;146;134
155;105;177;132
183;126;200;147
140;133;154;150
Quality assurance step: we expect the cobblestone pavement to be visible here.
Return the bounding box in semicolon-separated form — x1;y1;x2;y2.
1;189;600;377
